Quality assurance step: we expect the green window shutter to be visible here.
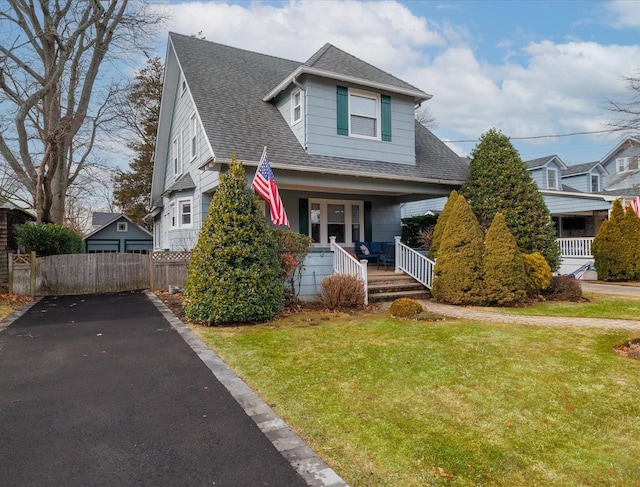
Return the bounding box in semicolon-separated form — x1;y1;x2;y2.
298;198;309;236
336;86;348;136
364;201;372;242
381;95;391;142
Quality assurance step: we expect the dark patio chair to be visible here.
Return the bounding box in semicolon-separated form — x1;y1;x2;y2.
377;245;395;270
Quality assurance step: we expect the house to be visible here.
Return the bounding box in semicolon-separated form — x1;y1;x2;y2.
83;213;153;254
0;201;35;286
598;137;640;201
147;33;469;299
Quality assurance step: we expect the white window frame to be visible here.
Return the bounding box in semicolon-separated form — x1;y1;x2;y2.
117;222;128;232
190;113;198;160
172;135;182;178
590;173;599;193
348;89;380;140
309;198;364;247
291;89;302;125
617;157;629;173
177;197;193;228
547;167;558;190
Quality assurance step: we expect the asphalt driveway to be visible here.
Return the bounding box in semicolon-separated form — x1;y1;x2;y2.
0;292;310;487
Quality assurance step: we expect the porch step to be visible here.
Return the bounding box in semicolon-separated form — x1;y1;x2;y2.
367;273;430;303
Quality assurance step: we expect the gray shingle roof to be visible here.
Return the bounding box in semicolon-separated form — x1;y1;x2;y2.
525;155;557;170
562;161;600;176
170;33;467;184
164;172;196;195
304;43;427;95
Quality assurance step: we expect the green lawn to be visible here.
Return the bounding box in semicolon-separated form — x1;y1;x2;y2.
497;294;640;320
190;311;640;486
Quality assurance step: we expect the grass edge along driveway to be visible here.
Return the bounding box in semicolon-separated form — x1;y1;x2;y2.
189;310;640;487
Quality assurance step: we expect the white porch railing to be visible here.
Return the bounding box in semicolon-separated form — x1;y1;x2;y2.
557;237;593;258
329;236;369;305
394;236;435;290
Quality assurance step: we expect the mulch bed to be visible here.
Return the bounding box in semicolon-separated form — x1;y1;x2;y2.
614;339;640;360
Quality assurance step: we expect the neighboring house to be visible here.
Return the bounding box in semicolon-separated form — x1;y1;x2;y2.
0;201;35;285
147;33;469;298
598;137;640;202
525;155;612;238
83;213;153;254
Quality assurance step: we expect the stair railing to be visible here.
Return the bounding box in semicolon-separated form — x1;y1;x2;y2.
330;236;369;305
394;236;435;290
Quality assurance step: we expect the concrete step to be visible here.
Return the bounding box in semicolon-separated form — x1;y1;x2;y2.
368;281;426;293
368;289;431;303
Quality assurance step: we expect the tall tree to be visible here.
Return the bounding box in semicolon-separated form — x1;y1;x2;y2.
113;56;163;229
607;71;640;138
0;1;164;223
461;128;561;271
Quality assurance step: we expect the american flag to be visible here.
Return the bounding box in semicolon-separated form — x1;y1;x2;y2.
252;148;290;228
630;195;640;218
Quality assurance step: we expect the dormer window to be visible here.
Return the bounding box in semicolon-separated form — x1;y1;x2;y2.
350;90;378;138
547;167;558;190
336;86;392;141
591;174;599;193
291;90;301;125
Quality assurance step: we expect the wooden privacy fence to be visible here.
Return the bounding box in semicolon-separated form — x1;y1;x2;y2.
150;251;191;292
9;251;191;296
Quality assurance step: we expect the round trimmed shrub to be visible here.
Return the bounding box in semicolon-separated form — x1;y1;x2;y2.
544;275;582;301
389;297;423;318
14;222;83;255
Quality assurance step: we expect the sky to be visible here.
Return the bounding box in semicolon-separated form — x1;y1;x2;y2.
147;0;640;164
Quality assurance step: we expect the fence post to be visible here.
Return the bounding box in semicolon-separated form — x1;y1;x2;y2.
360;259;368;306
394;235;401;273
149;251;155;291
8;251;13;294
29;251;36;297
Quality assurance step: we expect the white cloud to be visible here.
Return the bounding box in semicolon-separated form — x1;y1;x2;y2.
604;0;640;28
153;0;638;159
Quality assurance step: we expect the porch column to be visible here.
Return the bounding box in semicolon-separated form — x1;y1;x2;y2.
394;235;401;273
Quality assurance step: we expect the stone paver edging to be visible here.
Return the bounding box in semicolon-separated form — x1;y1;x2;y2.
145;291;348;487
0;297;42;332
423;300;640;331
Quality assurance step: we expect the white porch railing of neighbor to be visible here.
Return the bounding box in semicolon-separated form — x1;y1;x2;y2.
394;236;435;290
330;236;369;305
557;237;593;258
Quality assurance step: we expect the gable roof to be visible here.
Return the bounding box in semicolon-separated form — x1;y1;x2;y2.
263;43;430;103
599;137;640;164
561;161;607;177
525;155;567;171
164;172;196;196
161;33;467;191
83;214;152;240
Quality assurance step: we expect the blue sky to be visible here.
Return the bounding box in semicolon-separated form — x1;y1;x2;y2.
150;0;640;164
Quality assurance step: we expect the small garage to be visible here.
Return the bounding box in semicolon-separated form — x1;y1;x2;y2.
84;213;153;254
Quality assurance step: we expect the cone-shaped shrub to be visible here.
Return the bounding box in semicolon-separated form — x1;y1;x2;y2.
482;213;527;306
184;155;284;324
461;129;560;271
428;190;458;260
592;199;629;281
622;208;640;280
432;194;484;304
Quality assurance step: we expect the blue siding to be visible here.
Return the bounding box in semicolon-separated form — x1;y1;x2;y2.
85;217;152;253
529;168;545;189
543;195;611;213
304;78;416;164
297;250;334;301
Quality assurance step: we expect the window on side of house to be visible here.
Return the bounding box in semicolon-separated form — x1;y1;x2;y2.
178;198;192;228
308;198;364;246
349;90;379;139
591;174;599;193
190;113;198;160
172;136;182;178
617;157;628;173
291;89;301;125
547;167;558;190
117;222;128;232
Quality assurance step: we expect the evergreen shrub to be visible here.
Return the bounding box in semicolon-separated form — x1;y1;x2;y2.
621;209;640;280
389;297;423;318
482;213;527;306
319;274;365;310
431;194;484;305
522;252;552;294
592;200;630;281
428;190;458;260
272;229;313;306
14;222;83;255
544;275;582;301
183;155;283;324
